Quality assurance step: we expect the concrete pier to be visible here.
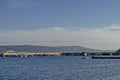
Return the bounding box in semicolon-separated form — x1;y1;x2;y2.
1;50;61;57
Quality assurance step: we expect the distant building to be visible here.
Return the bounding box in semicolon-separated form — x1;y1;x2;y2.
81;52;89;56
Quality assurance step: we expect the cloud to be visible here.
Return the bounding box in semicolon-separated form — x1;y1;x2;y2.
0;25;120;50
103;24;120;31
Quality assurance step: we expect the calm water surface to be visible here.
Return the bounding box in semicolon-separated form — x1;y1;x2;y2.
0;56;120;80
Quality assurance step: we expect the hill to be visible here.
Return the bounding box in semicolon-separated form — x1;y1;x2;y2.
0;45;114;53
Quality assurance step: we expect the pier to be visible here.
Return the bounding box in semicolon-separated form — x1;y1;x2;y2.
0;50;92;57
1;50;61;57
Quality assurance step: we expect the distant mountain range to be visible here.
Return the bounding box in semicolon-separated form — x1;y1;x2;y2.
0;45;115;53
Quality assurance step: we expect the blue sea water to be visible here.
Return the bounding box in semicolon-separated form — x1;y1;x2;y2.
0;56;120;80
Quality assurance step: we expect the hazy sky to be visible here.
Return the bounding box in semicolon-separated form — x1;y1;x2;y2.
1;0;120;50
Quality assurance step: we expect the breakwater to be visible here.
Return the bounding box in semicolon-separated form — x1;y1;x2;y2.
0;50;89;57
0;50;61;57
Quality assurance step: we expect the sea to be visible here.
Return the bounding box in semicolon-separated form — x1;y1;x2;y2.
0;56;120;80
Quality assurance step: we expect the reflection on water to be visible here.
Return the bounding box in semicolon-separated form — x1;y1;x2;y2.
0;56;120;80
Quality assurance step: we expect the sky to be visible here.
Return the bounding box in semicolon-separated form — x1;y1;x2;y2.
1;0;120;50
